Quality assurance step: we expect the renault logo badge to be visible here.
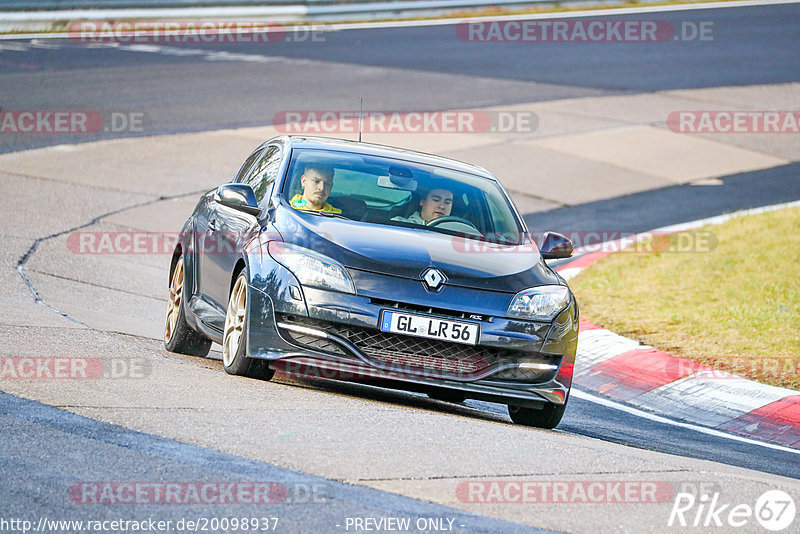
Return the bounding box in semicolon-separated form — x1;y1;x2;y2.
421;268;446;291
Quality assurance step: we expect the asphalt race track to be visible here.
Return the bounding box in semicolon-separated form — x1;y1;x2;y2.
1;2;800;532
2;1;800;154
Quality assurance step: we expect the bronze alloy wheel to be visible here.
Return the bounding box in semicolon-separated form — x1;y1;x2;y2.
223;274;248;368
164;255;211;357
222;270;273;380
164;256;184;343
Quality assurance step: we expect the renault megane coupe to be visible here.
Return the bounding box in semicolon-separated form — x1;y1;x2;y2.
164;136;578;428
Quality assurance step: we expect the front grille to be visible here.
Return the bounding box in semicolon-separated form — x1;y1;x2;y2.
341;326;495;377
277;315;548;381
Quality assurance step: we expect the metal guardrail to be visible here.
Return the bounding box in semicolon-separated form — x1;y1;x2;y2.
0;0;659;30
4;0;507;9
0;1;301;9
0;0;561;25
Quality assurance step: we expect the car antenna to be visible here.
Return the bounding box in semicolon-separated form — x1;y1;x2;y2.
358;98;363;143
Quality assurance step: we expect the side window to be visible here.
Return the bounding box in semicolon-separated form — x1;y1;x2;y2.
486;193;519;236
242;145;281;204
235;147;265;184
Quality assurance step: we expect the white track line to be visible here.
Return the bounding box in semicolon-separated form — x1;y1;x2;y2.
652;199;800;234
572;388;800;455
571;199;800;257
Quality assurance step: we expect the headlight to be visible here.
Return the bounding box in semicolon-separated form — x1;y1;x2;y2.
506;285;571;321
268;242;355;294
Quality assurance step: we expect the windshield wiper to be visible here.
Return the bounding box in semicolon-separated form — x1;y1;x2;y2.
305;210;349;220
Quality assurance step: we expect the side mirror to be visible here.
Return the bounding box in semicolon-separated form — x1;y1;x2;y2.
214;184;261;217
540;231;573;259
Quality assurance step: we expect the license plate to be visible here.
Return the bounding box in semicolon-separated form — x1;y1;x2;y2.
380;310;480;346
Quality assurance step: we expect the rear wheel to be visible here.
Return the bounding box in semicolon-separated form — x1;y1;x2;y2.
165;256;211;357
508;400;567;429
222;270;274;380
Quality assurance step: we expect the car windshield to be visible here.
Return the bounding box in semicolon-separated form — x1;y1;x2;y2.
283;147;525;245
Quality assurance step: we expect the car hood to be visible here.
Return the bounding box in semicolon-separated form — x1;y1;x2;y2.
273;208;561;293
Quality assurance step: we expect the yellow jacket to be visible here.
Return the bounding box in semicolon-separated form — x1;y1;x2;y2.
290;194;342;214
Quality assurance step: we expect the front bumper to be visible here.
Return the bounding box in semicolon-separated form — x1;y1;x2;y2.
245;265;578;407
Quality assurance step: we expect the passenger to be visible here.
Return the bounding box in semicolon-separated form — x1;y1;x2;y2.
290;163;342;214
392;188;453;225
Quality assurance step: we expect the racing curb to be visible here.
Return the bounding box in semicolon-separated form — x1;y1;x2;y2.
557;201;800;449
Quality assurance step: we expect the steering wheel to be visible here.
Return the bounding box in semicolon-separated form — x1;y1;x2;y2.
427;215;478;229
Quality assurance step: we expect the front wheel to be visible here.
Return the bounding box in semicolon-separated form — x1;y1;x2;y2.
222;270;274;380
508;399;567;429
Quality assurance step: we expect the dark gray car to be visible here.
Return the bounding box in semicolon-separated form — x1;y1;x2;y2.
164;136;578;428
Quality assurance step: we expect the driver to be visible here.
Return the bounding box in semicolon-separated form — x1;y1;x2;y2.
392;188;453;225
290;163;342;214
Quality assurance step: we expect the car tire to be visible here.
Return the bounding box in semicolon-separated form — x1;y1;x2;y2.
165;256;212;357
222;269;274;380
508;399;567;429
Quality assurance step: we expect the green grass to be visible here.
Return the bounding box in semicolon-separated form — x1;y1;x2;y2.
570;206;800;390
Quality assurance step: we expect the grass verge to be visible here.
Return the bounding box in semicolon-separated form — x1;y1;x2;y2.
569;206;800;390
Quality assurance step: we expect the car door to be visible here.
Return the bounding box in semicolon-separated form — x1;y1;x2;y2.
202;144;283;325
193;147;265;328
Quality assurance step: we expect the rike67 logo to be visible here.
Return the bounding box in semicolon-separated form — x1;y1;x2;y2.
669;490;796;531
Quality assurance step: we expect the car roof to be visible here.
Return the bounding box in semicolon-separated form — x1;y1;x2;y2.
274;135;498;182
